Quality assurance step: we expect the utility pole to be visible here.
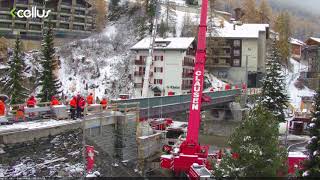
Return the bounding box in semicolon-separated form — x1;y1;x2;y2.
141;0;160;97
244;55;249;106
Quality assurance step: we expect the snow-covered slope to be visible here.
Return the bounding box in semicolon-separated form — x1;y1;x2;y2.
285;58;315;109
56;10;144;99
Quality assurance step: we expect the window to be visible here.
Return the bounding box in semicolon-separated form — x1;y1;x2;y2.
60;23;69;29
233;40;240;47
0;14;11;20
233;49;240;56
0;23;11;28
154;92;161;96
140;56;147;61
154;79;163;85
74;17;85;23
74;25;84;30
61;8;71;14
14;23;26;29
29;25;41;31
139;67;145;72
233;59;241;67
75;10;85;15
154;56;163;61
60;16;70;21
154;67;163;73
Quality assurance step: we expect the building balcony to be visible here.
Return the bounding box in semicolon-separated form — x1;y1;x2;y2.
182;84;192;90
134;60;145;65
0;27;12;31
206;59;231;67
16;3;29;8
73;14;86;18
59;12;72;16
29;19;42;23
214;54;231;58
134;83;143;88
60;2;72;8
206;62;231;68
183;61;194;66
73;22;86;26
220;45;231;49
74;6;87;10
182;73;193;78
0;19;12;23
32;2;44;6
0;8;10;13
134;71;145;76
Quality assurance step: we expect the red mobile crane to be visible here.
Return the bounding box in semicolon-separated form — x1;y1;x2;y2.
160;0;211;177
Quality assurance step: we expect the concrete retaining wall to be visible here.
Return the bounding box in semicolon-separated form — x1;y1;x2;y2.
0;121;82;144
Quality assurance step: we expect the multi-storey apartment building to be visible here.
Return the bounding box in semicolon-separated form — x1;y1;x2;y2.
0;0;94;49
301;37;320;89
130;37;196;97
207;20;269;88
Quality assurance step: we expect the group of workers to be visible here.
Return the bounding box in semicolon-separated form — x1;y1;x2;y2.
0;93;108;121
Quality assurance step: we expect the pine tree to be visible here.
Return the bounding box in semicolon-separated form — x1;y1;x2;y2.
165;0;176;29
0;36;29;104
303;89;320;177
260;39;289;123
213;105;287;177
158;19;168;37
38;24;62;102
108;0;120;21
181;13;194;37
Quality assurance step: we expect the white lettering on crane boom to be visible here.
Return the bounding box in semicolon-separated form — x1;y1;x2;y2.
191;71;202;110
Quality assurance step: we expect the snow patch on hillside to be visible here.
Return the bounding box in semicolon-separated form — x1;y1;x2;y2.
285;58;315;109
159;5;199;37
57;14;139;99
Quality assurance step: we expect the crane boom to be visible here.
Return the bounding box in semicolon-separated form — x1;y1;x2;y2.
160;0;210;176
186;0;208;145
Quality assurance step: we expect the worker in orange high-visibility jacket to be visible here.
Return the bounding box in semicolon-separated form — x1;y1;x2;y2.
26;96;37;107
69;96;77;120
100;97;108;110
0;99;5;116
50;96;60;106
86;93;94;105
77;95;86;118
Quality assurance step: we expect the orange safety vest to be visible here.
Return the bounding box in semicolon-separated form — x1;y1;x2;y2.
100;99;108;109
69;98;77;108
0;100;5;116
87;95;94;105
51;99;60;106
27;98;37;107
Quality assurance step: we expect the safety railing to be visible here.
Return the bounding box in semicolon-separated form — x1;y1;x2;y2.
4;102;139;122
112;89;241;109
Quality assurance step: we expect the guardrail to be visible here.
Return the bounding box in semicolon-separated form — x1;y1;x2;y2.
112;89;241;109
3;90;240;121
4;102;140;122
